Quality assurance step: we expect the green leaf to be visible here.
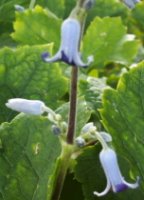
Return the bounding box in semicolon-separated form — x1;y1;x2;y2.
11;5;62;47
83;17;140;68
0;0;29;27
100;61;144;187
79;76;108;111
131;2;144;41
56;98;92;136
93;0;128;18
74;145;144;200
0;45;68;123
38;0;65;18
0;114;61;200
86;0;128;27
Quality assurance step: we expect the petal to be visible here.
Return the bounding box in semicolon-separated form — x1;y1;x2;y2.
93;179;111;197
115;183;129;192
60;18;80;63
42;51;61;63
122;176;140;189
74;54;94;67
99;148;124;188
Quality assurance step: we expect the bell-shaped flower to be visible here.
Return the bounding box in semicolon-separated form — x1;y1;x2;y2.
93;148;139;196
6;98;46;115
123;0;140;8
42;18;93;67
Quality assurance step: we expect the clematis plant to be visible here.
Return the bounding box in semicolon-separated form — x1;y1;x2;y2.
4;0;142;200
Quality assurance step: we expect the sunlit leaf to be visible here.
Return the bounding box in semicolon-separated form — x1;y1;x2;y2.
0;114;61;200
0;44;68;123
83;17;140;68
12;5;62;47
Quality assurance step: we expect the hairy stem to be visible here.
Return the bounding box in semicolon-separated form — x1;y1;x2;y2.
66;67;78;144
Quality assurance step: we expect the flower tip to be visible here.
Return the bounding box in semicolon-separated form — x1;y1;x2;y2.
41;52;50;62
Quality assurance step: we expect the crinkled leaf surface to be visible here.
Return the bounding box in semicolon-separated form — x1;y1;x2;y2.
12;5;61;47
83;17;140;68
0;44;68;123
0;114;61;200
74;145;144;200
56;98;92;136
79;76;109;111
86;0;128;27
101;61;144;187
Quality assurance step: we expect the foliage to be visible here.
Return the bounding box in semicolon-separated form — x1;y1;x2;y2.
0;0;144;200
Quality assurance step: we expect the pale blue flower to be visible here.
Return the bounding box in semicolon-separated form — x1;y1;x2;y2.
42;18;93;67
93;148;139;196
123;0;140;8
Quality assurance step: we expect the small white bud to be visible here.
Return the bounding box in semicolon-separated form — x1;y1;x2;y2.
81;122;96;134
99;131;112;142
75;137;86;147
6;98;46;115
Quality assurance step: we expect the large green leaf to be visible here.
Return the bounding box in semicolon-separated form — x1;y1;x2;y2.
11;5;61;47
79;76;108;111
83;17;140;68
74;145;144;200
101;61;144;187
0;44;68;123
0;114;61;200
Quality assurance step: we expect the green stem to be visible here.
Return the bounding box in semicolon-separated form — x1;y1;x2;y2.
66;67;78;144
29;0;36;9
50;144;73;200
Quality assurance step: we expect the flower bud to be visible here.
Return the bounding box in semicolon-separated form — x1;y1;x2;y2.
6;98;46;115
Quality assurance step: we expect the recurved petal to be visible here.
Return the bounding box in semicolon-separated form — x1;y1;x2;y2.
122;176;140;189
74;53;94;67
42;51;61;63
93;179;111;197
